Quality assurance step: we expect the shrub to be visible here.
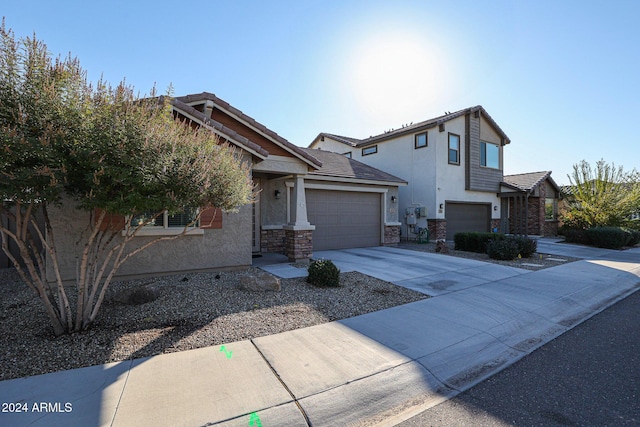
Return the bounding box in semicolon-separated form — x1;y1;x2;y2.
559;227;591;245
586;227;629;249
486;238;521;260
454;232;505;253
307;259;340;287
624;228;640;246
512;236;538;258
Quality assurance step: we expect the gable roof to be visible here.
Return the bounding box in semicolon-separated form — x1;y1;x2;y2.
503;171;561;193
311;105;510;148
174;92;321;168
299;148;407;184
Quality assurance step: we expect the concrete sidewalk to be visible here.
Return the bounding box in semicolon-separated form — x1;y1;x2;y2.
1;245;639;427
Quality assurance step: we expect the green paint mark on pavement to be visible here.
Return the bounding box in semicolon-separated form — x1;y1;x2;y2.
249;411;262;426
219;345;232;359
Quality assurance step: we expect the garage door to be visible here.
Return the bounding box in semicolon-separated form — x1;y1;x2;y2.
306;190;381;251
445;202;490;240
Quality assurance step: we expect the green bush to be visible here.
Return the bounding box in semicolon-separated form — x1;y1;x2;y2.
559;226;591;245
307;259;341;287
624;228;640;246
486;238;521;260
454;232;505;253
586;227;629;249
512;236;538;258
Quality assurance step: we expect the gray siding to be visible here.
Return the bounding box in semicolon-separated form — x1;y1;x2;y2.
465;113;503;192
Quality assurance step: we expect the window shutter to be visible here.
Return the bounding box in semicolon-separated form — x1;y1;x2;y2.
199;207;222;229
94;209;126;232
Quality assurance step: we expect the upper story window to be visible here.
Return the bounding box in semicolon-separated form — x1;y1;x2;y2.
481;141;500;169
342;151;352;158
362;145;378;156
448;133;460;165
414;132;427;149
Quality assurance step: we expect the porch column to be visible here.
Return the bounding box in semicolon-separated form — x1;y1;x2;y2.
283;175;315;262
289;175;310;227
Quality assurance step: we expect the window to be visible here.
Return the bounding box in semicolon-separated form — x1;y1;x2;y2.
448;133;460;164
480;141;500;169
129;207;204;236
342;151;352;158
362;145;378;156
545;198;557;220
414;132;427;149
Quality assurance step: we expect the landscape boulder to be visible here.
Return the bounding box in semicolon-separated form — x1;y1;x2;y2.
238;272;281;292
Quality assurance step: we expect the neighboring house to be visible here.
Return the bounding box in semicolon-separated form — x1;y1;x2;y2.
40;92;405;281
500;171;562;236
310;106;511;240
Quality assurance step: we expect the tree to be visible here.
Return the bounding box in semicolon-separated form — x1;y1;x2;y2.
561;159;640;230
0;21;253;336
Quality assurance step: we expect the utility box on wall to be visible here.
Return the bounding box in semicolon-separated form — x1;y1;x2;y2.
405;208;416;225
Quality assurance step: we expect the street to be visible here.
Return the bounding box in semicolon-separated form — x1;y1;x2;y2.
399;289;640;426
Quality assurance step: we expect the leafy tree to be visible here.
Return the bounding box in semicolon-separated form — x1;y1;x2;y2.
0;21;253;336
561;159;640;230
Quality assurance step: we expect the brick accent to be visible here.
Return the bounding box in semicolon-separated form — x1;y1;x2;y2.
284;229;313;262
384;225;400;246
260;228;285;253
427;219;447;241
544;220;559;236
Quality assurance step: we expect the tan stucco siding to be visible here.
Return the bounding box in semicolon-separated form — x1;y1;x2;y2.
46;202;251;283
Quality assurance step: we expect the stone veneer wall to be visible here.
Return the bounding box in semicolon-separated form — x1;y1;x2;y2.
284;229;313;261
427;219;447;241
384;225;400;246
260;228;285;253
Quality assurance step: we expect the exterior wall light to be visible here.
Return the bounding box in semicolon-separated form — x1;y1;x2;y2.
494;205;498;211
274;190;281;199
391;196;397;203
439;203;444;210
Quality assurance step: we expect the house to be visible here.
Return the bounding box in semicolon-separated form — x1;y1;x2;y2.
39;92;406;281
310;106;511;240
500;171;562;236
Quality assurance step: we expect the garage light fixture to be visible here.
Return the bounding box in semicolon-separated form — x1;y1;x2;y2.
439;203;444;210
274;190;281;199
391;196;397;203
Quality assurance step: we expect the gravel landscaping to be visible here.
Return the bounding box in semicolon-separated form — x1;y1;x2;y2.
0;267;427;381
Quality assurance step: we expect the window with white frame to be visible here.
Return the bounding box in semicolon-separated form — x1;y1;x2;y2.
132;208;199;229
481;141;500;169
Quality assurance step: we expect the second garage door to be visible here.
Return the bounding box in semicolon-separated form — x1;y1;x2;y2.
306;190;381;251
445;202;491;240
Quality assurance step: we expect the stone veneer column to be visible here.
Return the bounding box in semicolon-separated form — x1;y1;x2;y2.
384;225;401;246
427;219;447;241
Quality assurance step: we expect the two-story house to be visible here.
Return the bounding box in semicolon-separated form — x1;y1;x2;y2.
309;106;511;240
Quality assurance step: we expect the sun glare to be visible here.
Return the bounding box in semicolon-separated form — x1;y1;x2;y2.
347;31;453;128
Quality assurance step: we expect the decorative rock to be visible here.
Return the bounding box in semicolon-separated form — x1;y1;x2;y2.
238;272;281;292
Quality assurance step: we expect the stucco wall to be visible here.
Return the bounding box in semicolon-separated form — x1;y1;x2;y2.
46;201;251;282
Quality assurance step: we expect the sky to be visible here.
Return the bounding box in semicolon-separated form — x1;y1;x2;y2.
3;0;639;185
